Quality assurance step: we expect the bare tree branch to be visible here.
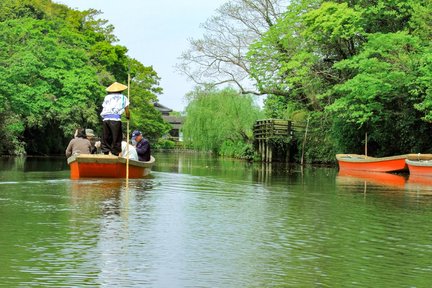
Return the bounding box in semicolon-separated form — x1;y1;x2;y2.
176;0;289;95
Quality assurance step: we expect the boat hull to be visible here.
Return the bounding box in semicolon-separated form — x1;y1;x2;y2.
406;159;432;177
336;154;408;172
67;154;155;179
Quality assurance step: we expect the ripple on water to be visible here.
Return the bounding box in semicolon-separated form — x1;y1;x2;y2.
2;160;432;287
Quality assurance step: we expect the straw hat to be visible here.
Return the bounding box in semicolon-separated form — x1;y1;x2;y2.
106;82;128;92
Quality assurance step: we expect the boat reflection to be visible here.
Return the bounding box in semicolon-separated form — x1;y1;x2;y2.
68;179;125;217
405;175;432;195
69;179;124;200
67;179;156;217
336;170;407;188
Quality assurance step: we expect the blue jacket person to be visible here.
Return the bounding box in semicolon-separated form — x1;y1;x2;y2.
131;130;151;161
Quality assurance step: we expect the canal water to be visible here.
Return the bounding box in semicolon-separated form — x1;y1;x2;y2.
1;152;432;287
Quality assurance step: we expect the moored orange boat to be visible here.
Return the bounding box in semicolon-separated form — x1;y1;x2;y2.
405;158;432;177
67;154;155;179
336;154;409;172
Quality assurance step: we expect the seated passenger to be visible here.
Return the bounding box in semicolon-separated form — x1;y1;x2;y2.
65;128;92;158
85;128;100;154
120;140;138;161
131;130;151;161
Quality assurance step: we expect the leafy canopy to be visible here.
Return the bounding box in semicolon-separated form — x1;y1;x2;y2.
183;87;263;154
0;0;168;155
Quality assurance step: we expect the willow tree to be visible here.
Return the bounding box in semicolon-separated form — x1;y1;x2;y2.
182;87;263;158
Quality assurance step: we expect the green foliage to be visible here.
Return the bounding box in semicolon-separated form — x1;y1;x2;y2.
409;1;432;40
0;109;26;155
128;59;170;140
324;31;431;155
294;112;337;163
183;87;263;154
220;140;255;160
411;49;432;122
153;138;176;149
327;32;422;126
263;95;289;119
0;17;102;153
263;95;309;123
248;0;432;159
355;0;416;34
302;2;365;58
0;0;167;155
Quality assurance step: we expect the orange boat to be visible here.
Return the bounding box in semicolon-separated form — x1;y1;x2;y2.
67;154;155;179
336;154;409;172
405;159;432;177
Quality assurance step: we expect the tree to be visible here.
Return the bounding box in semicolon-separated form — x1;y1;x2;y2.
128;59;171;141
248;1;366;110
177;0;289;95
182;87;263;157
0;0;169;155
0;18;102;154
326;32;432;154
246;0;432;159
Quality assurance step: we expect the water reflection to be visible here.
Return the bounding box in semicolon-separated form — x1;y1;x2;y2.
2;153;432;287
405;175;432;200
69;180;123;213
67;178;161;287
0;156;67;172
335;168;432;197
337;170;407;188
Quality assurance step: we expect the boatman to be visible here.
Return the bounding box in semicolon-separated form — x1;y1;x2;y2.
100;82;130;156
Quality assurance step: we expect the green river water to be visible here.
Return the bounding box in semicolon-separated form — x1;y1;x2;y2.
1;152;432;287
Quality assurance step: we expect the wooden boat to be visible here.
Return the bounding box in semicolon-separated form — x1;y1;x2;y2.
67;154;155;179
405;158;432;177
336;154;409;172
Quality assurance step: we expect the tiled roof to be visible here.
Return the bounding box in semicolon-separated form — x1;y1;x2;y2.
153;102;172;113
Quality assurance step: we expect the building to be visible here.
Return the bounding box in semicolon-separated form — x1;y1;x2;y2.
153;102;184;142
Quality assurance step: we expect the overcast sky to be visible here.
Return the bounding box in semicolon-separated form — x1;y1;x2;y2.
55;0;227;111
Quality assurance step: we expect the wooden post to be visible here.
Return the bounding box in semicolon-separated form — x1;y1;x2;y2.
286;121;292;163
266;139;269;162
269;142;273;163
301;116;310;166
365;132;368;156
253;119;294;163
258;139;262;161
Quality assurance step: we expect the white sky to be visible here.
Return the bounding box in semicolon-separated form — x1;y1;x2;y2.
55;0;227;112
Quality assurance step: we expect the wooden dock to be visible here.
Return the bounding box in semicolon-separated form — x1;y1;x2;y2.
253;119;304;162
